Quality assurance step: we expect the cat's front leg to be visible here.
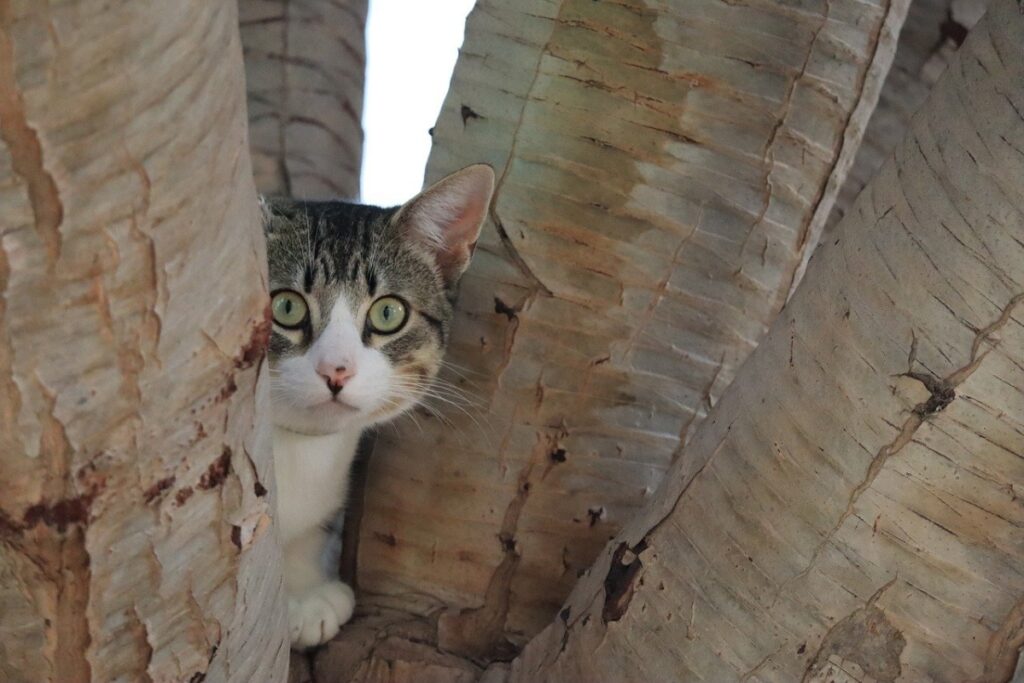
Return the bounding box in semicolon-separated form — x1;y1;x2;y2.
283;525;355;648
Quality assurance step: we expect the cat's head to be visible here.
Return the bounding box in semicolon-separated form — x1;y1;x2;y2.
263;164;494;435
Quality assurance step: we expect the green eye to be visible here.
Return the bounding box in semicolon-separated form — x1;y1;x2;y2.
367;296;408;334
271;290;308;329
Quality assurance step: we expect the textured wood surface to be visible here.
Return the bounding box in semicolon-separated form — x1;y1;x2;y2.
825;0;990;234
0;1;286;680
500;1;1024;677
358;0;910;649
240;0;367;199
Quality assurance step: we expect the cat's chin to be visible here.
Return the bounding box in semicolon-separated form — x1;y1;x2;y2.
317;396;360;413
272;392;418;435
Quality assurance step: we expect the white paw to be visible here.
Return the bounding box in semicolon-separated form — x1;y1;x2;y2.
288;580;355;649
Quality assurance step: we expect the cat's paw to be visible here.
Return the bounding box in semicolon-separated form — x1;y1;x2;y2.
288;580;355;649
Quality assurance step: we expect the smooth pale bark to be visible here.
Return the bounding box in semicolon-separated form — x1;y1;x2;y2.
240;0;367;199
825;0;989;233
491;0;1024;679
354;0;910;653
0;2;286;681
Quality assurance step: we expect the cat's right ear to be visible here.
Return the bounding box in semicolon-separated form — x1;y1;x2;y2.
393;164;495;288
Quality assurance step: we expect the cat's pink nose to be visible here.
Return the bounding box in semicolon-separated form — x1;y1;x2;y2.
317;362;355;396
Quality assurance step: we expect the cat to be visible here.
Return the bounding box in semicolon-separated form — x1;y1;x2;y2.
262;164;495;649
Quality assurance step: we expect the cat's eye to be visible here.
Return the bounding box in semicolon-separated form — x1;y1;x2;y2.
367;296;408;335
271;289;309;329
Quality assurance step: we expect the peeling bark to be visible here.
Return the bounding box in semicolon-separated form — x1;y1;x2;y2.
0;1;286;680
239;0;367;199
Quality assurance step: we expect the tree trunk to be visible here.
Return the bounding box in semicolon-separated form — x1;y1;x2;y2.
240;0;367;199
495;0;1024;678
0;2;286;681
354;0;910;652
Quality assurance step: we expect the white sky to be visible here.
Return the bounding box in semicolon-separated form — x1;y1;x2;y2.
360;0;476;207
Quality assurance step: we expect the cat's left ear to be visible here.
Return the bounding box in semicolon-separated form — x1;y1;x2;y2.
394;164;495;288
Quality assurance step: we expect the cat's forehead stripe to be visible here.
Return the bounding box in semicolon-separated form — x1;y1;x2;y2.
263;196;455;378
303;263;314;293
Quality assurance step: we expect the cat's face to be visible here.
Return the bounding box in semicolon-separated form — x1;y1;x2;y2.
263;165;494;435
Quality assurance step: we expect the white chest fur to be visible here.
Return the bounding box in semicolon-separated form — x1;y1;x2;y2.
273;425;361;545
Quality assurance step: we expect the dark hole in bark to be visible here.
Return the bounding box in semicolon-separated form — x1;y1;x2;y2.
494;297;519;321
602;539;648;623
460;104;484;126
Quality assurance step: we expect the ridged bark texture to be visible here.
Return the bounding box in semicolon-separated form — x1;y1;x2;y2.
240;0;367;199
357;0;911;649
0;1;287;681
496;0;1024;678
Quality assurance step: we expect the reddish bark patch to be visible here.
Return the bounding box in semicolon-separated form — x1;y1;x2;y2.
218;375;237;402
23;494;96;532
175;487;194;506
235;306;272;370
199;446;233;490
144;475;176;504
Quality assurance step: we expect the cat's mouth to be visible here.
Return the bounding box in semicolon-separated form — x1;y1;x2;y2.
330;396;360;411
314;395;360;413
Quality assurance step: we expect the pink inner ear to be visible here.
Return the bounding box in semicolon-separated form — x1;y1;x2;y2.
401;164;495;285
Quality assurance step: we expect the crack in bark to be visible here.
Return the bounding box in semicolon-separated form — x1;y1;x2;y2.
745;0;830;267
278;0;293;196
131;602;157;683
122;145;162;367
481;0;562;300
774;292;1024;605
621;211;698;367
32;372;93;681
902;371;956;415
785;0;910;300
500;279;1019;680
54;526;93;682
739;652;773;682
490;210;553;297
437;433;554;662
